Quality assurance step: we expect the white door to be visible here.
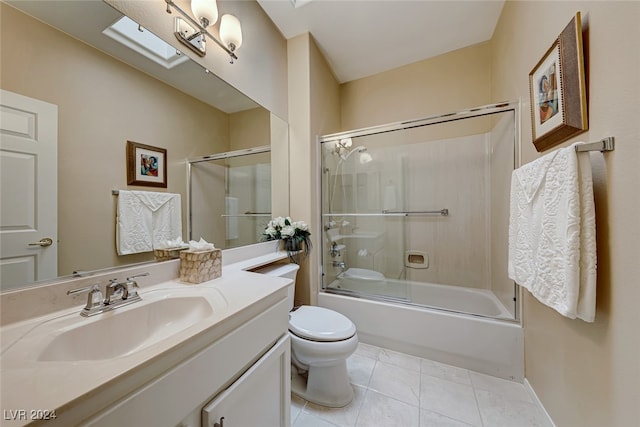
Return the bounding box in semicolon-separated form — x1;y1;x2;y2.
0;90;58;290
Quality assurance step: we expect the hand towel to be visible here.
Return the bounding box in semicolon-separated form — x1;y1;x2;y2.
117;190;182;255
508;142;597;321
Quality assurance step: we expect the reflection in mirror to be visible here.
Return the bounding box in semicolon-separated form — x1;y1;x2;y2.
0;1;281;291
189;147;271;250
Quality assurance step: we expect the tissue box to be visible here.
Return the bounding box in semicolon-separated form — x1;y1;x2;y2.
154;247;188;261
179;249;222;284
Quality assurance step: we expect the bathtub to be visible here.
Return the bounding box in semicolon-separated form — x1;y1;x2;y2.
331;272;514;319
318;288;524;381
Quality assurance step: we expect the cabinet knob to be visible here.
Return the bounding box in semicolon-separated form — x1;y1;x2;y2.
214;416;225;427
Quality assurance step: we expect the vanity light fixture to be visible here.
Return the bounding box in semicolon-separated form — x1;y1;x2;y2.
165;0;242;63
219;14;243;54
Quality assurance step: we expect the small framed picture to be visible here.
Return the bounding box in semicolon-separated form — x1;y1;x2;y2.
126;140;167;187
529;12;588;152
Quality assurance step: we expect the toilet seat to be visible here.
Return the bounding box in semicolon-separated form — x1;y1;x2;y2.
289;306;356;342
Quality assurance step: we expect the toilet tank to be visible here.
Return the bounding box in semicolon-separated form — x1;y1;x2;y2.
253;263;299;310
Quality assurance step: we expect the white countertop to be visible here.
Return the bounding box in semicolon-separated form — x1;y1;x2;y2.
0;266;292;427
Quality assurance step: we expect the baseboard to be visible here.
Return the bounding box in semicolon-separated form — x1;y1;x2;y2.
524;378;556;427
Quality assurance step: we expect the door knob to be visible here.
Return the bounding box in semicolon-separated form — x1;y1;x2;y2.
28;237;53;247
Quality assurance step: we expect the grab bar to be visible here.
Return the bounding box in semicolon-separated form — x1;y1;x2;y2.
382;209;449;216
221;214;271;217
323;209;449;217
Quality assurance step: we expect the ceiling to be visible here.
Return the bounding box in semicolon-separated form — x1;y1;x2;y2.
257;0;505;83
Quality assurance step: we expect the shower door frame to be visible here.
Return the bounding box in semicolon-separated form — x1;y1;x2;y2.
318;101;521;322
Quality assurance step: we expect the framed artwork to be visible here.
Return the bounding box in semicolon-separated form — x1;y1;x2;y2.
126;141;167;187
529;12;588;152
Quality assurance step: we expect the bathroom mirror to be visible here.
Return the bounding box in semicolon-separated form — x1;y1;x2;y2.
0;1;285;291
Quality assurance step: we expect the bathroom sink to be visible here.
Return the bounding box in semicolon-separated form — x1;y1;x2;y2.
36;293;221;362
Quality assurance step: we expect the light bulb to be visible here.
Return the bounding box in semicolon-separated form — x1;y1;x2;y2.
220;14;242;52
191;0;218;28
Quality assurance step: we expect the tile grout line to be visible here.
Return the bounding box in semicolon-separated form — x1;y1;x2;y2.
471;380;486;427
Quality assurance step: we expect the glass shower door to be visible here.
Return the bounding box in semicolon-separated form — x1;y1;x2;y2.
320;105;518;321
189;148;271;249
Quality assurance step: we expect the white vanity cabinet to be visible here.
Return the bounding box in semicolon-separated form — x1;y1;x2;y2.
84;298;291;427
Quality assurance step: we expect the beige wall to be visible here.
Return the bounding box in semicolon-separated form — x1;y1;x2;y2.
288;34;341;305
491;1;640;426
340;42;492;130
229;108;271;151
1;4;230;275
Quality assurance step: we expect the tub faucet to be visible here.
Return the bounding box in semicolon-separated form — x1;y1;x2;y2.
329;242;341;258
332;261;346;270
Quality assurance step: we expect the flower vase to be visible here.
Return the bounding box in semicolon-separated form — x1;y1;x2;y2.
284;238;301;252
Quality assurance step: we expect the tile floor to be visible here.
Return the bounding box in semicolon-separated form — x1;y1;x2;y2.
291;343;552;427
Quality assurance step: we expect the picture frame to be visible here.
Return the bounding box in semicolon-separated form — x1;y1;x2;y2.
529;12;588;152
126;140;167;188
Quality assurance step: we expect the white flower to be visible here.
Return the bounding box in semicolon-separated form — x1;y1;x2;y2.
293;221;308;231
265;226;277;237
281;225;295;237
274;216;287;228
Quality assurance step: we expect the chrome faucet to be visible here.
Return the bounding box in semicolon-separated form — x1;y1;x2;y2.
329;242;341;258
104;279;129;305
332;261;346;269
67;272;148;316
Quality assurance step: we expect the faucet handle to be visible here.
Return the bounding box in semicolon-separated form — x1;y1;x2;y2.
67;284;103;311
125;272;149;298
125;273;149;298
126;272;150;280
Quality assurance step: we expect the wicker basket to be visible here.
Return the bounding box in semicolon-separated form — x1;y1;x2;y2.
153;247;188;261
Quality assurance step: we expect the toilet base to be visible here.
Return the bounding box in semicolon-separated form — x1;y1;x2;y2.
291;363;354;408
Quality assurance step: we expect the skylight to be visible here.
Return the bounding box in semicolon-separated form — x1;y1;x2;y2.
103;16;189;70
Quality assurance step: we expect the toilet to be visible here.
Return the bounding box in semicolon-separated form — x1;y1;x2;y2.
255;263;358;408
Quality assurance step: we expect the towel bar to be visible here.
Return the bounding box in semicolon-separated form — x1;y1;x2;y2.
575;137;615;152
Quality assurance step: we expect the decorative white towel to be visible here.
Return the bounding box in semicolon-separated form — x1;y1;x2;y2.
116;190;182;255
508;143;597;321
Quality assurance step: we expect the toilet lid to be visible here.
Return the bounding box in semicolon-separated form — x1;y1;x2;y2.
289;306;356;342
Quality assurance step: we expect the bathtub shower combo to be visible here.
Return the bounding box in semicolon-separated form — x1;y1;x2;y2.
318;102;525;380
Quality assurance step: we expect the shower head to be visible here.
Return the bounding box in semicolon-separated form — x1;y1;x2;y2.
359;152;373;164
341;146;373;164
